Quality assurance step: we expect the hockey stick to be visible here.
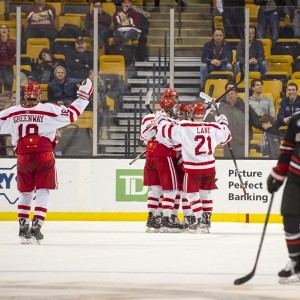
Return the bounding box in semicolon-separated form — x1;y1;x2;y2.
129;150;146;165
145;90;153;114
234;192;275;285
129;90;153;165
199;63;247;195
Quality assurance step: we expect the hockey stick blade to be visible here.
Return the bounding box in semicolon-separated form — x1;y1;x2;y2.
200;92;213;103
145;90;153;113
233;193;275;285
145;90;153;106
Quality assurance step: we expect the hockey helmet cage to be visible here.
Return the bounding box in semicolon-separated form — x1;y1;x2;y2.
163;88;178;99
160;96;177;109
192;103;206;118
23;82;42;100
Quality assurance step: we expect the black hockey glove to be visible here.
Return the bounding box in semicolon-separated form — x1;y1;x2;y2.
266;167;286;193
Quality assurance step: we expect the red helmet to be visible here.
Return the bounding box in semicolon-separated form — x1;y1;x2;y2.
160;97;177;109
179;103;191;113
23;82;41;99
192;103;206;118
178;103;192;120
163;88;178;99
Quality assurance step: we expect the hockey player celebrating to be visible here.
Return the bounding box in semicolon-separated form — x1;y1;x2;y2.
0;79;94;244
267;111;300;283
155;102;232;233
140;96;181;233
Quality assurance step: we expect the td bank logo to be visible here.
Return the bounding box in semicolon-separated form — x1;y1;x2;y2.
116;169;149;202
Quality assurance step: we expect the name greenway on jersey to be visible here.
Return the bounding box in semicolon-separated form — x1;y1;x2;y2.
13;115;44;123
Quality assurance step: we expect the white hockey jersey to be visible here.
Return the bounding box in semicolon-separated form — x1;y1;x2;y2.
158;120;231;174
0;98;89;153
140;113;180;157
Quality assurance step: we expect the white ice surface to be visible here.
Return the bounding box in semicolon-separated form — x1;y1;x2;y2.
0;221;299;300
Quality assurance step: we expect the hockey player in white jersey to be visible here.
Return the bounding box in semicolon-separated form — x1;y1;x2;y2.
0;79;94;244
155;101;231;233
140;97;181;233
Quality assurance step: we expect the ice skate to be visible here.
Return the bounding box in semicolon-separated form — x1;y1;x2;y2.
146;212;160;233
19;218;31;244
179;216;190;232
187;216;200;234
278;259;300;284
200;212;211;234
160;216;175;233
170;214;181;233
30;219;44;244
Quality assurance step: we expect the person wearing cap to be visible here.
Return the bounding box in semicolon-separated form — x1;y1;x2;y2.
23;0;57;53
47;66;77;107
35;48;65;84
65;37;93;84
113;0;141;45
85;1;113;48
0;24;16;92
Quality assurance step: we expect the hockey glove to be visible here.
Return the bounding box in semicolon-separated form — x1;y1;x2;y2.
77;78;94;100
266;167;286;193
215;114;228;126
141;124;157;141
154;110;167;125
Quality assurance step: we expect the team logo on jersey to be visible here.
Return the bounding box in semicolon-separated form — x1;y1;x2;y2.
116;169;149;202
0;164;18;204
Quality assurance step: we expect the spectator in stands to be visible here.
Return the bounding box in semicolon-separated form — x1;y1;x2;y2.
235;25;268;75
34;48;65;84
256;0;285;43
277;82;300;127
0;25;16;92
218;81;262;158
200;28;233;92
23;0;57;53
293;0;300;38
259;114;280;158
249;79;276;118
88;70;108;140
47;66;77;107
222;0;245;39
151;0;187;11
65;37;93;84
85;1;113;48
112;0;141;45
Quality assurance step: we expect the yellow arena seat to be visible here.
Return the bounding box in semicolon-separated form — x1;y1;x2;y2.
267;55;293;77
204;79;228;99
26;38;50;60
258;39;272;59
261;80;283;102
99;55;126;80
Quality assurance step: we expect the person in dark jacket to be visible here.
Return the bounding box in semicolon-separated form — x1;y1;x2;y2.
35;48;65;84
218;81;263;158
277;82;300;127
266;109;300;284
222;0;245;39
200;28;233;91
259;114;280;158
47;66;77;107
235;25;268;75
65;36;93;83
85;1;113;48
